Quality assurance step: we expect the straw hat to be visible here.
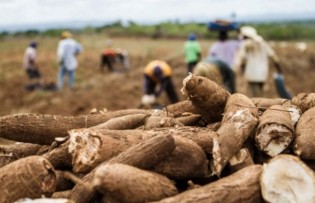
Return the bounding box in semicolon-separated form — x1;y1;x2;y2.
61;31;72;39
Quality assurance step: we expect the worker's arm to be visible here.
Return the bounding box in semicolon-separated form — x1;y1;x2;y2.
57;41;65;65
273;60;282;74
266;42;282;74
155;78;169;97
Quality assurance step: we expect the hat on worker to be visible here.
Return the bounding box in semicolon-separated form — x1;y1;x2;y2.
240;26;258;39
29;41;38;48
188;33;197;41
61;31;72;39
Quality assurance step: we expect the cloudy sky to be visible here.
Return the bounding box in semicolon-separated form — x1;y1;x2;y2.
1;0;315;27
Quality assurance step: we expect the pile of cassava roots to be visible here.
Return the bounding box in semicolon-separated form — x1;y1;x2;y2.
1;74;315;203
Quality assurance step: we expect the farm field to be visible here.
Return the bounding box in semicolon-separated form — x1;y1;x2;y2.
0;34;314;116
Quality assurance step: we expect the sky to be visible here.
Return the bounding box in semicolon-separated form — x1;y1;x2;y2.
0;0;315;28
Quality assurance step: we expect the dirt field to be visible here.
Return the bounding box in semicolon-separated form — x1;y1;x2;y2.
0;35;314;116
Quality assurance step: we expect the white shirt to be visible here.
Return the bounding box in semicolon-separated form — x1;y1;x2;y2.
234;37;278;82
57;38;82;71
208;39;240;68
23;47;36;69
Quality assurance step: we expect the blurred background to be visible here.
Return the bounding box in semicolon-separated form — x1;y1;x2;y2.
0;0;314;116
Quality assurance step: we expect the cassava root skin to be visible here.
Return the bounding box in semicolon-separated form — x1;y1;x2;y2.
93;163;178;203
69;134;176;203
0;142;49;168
292;92;315;113
0;156;57;203
68;129;161;173
181;74;230;123
0;109;150;145
152;165;263;203
90;113;149;130
42;140;72;170
163;100;199;117
153;136;210;179
68;127;217;173
212;93;258;176
293;106;315;159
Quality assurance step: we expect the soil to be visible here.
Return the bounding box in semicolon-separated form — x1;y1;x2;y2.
0;37;314;117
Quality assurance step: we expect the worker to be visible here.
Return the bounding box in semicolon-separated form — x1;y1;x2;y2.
23;41;43;91
141;60;179;106
100;39;130;72
193;57;236;93
56;31;82;91
234;26;283;97
208;30;240;69
184;33;201;73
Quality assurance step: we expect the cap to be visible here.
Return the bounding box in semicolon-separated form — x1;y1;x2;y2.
29;41;37;48
188;33;197;41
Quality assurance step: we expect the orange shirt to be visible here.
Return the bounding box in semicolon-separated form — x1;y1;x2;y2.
144;60;172;82
103;48;117;57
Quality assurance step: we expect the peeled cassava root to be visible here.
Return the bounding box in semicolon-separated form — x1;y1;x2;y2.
181;74;230;123
93;163;178;203
261;154;315;203
255;105;294;157
152;165;263;203
0;156;56;203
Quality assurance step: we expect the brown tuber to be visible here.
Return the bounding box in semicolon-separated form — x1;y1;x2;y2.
0;156;57;203
181;74;230;123
152;165;263;203
293;106;315;159
93;163;178;203
212;93;258;176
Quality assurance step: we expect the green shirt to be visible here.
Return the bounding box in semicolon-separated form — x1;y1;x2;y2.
184;41;201;63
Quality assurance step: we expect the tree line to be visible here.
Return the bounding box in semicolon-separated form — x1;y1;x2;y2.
1;20;315;41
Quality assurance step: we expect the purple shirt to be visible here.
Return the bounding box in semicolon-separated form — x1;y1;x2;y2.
208;39;240;68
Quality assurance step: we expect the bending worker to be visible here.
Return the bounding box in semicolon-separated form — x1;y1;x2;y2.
142;60;179;106
193;56;236;93
100;39;130;72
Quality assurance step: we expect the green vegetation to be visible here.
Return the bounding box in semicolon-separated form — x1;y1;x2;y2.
1;20;315;40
